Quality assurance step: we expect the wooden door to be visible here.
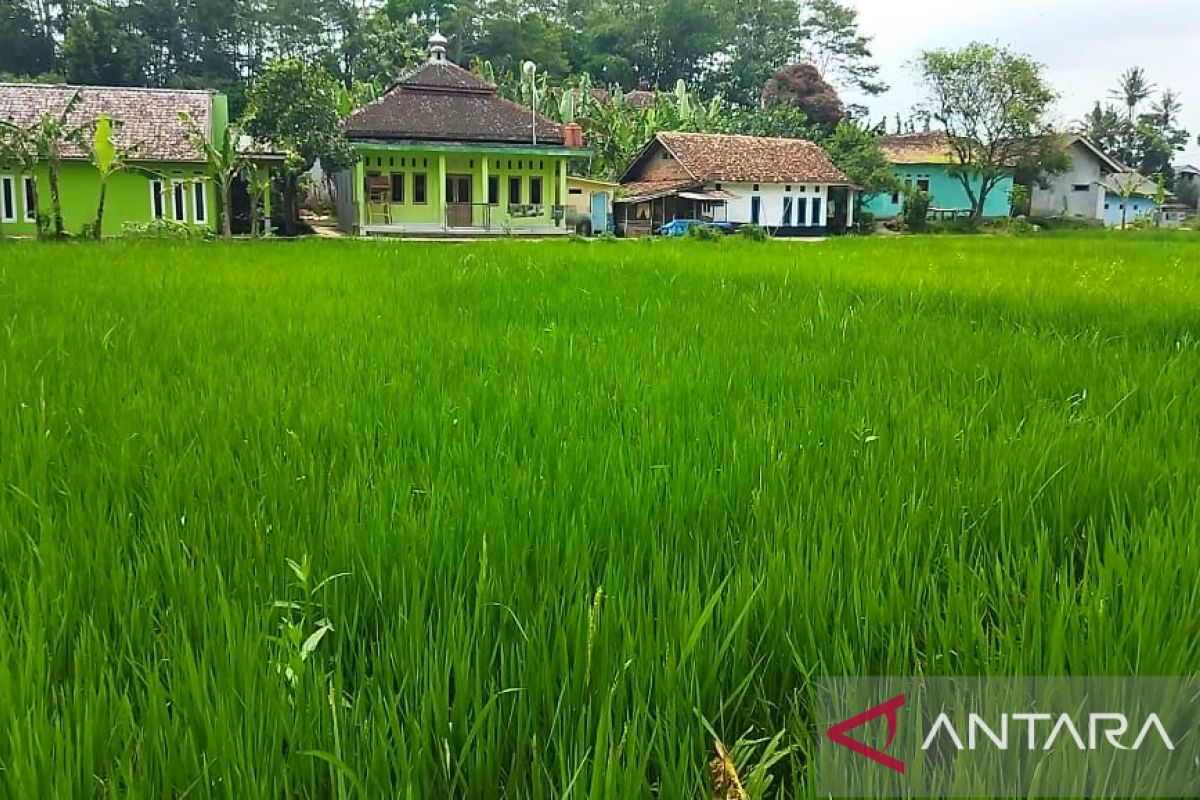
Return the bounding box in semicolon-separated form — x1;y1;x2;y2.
446;175;473;227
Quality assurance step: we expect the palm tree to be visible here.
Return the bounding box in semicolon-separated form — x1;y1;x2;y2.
1109;67;1155;165
1151;88;1183;129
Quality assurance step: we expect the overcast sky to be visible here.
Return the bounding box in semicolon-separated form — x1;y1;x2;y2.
843;0;1200;166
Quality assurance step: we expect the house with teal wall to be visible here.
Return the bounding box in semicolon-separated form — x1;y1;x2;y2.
335;31;590;236
0;83;242;236
866;132;1013;219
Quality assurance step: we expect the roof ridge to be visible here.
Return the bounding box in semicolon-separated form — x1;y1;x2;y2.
0;81;215;95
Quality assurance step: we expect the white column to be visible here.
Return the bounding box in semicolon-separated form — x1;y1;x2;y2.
818;187;828;227
846;189;855;229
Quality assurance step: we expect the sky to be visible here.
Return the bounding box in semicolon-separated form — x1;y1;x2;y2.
842;0;1200;166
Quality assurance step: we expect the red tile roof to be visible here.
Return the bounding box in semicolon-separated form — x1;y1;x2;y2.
0;83;214;162
652;132;850;184
344;60;567;146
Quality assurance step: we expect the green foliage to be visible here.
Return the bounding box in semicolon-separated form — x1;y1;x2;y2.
245;58;354;234
1082;74;1190;187
1008;183;1031;217
1;237;1199;795
62;5;149;85
687;222;724;241
902;188;931;231
917;43;1056;223
119;219;211;239
737;223;769;241
823;120;897;204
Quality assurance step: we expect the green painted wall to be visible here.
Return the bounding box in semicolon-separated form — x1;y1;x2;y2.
355;145;568;230
0;160;217;237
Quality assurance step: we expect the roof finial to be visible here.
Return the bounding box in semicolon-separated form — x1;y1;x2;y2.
428;26;448;63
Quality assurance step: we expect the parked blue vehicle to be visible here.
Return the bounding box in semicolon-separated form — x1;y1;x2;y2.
657;219;735;237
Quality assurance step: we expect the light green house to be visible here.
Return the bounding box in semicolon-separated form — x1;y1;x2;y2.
336;32;590;236
0;83;235;237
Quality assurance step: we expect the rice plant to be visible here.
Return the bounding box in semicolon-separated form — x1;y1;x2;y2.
0;234;1197;797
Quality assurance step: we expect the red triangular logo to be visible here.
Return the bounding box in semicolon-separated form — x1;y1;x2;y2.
826;693;906;774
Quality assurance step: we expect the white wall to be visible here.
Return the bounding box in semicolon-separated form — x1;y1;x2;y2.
1031;141;1107;219
712;182;830;227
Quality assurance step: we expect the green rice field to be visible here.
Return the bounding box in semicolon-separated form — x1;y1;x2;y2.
1;235;1198;797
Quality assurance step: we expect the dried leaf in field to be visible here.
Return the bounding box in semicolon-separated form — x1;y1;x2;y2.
709;739;748;800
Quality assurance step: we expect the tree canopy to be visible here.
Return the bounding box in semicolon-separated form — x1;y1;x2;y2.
0;0;884;114
916;43;1057;223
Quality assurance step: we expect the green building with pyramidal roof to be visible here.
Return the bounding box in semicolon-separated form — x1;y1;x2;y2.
335;30;591;236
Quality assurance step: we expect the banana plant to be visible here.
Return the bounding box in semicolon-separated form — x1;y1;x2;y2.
88;115;140;239
1;88;87;239
180;111;252;237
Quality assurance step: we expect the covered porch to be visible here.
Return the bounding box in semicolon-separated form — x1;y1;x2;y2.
339;141;586;236
614;183;732;237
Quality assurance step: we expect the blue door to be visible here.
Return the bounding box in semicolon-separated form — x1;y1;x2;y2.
590;192;607;233
751;196;762;225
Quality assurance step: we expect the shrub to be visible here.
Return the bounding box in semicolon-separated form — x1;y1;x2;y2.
738;224;769;242
121;220;211;240
902;189;932;232
688;223;724;242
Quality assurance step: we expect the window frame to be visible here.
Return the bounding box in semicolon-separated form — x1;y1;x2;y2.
0;175;14;223
22;177;36;222
412;172;428;205
781;195;793;226
487;175;500;206
150;179;165;220
390;173;405;203
171;180;187;222
530;176;543;206
508;176;522;206
811;197;823;226
192;179;208;225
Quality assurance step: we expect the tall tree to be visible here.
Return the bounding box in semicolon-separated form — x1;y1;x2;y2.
916;43;1056;224
243;58;354;234
0;0;56;76
62;5;149;85
1109;66;1155;165
799;0;886;95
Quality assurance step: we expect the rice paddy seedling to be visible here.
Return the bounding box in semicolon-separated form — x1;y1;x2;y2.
1;234;1198;797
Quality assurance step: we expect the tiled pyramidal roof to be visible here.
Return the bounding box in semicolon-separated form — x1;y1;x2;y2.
343;60;566;146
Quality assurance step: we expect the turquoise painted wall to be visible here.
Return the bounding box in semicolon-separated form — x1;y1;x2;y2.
1103;194;1157;227
1;161;217;237
866;165;1013;219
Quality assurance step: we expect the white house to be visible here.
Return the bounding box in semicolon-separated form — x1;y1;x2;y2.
614;132;857;236
1030;135;1124;221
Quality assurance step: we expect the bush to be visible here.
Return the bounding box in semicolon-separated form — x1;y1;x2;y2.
121;220;211;240
1026;216;1104;231
902;189;931;232
738;224;769;242
688;223;724;242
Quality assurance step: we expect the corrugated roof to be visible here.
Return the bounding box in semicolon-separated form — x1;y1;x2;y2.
650;132;850;184
615;178;701;203
344;59;567;146
0;82;214;162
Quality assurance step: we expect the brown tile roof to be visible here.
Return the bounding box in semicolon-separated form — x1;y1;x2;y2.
651;131;850;184
878;132;956;165
344;59;567;146
0;82;214;162
623;90;657;109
